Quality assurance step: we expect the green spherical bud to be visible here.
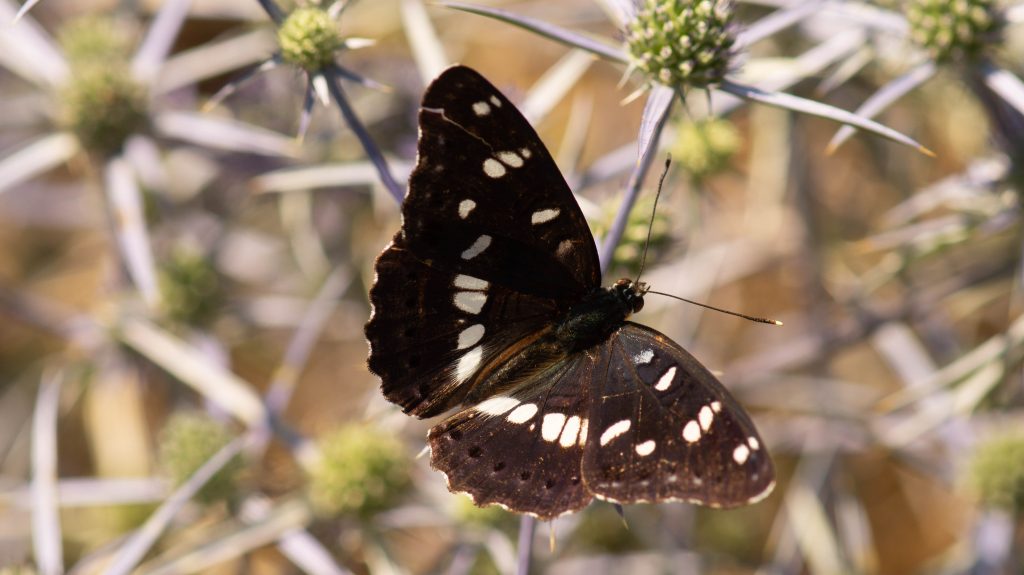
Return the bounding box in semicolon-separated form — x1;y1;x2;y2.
626;0;736;88
158;412;244;505
278;7;343;71
307;424;411;518
58;17;148;156
159;249;226;328
58;16;136;67
60;67;149;156
966;432;1024;513
671;117;740;180
906;0;1002;62
593;195;672;276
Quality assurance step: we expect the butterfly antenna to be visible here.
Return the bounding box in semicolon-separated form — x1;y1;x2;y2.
646;290;783;326
635;155;672;285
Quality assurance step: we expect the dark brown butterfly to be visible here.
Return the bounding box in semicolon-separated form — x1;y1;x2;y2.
365;65;773;519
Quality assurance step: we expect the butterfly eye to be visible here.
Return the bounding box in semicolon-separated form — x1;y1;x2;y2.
632;298;645;313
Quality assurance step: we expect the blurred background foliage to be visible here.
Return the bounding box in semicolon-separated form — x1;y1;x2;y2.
1;0;1023;574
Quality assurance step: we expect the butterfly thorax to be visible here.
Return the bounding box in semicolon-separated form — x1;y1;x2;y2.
554;279;647;353
462;279;646;404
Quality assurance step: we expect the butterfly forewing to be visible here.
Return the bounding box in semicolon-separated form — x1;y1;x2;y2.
428;354;595;519
368;65;603;415
402;66;601;300
367;234;561;416
582;323;775;507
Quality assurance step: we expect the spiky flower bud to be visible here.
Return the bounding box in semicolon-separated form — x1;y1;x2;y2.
593;195;672;276
965;432;1024;513
307;424;411;518
278;7;344;71
58;17;148;156
906;0;1002;62
626;0;737;88
158;412;244;505
59;16;135;66
159;249;225;328
671;117;740;180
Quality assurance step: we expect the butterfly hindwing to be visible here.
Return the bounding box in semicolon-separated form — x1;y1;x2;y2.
402;65;601;301
581;323;775;507
427;355;596;519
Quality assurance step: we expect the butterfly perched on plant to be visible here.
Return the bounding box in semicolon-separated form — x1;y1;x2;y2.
365;65;774;519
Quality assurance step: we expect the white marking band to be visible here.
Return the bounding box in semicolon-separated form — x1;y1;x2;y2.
599;419;632;446
655;366;676;391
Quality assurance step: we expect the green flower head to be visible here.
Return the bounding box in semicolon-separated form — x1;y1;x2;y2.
906;0;1003;62
308;423;412;518
626;0;737;88
279;7;344;71
159;248;226;328
594;195;672;276
671;117;740;180
58;16;148;156
158;412;244;505
966;432;1024;513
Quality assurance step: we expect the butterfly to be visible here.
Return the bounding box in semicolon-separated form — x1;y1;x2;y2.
365;65;774;520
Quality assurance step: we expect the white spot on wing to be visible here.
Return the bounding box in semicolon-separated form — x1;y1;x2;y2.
461;235;492;260
748;436;760;450
682;420;701;443
496;151;524;168
559;416;581;447
453;275;488;290
699;405;714;431
655;366;677;391
457;324;485;349
489;95;501;107
476;395;519;415
483;158;506;178
578;418;588;445
599;419;632;446
733;444;751;464
507;403;538;424
635;440;656;456
458;199;476;219
634;349;654;365
472;101;491;116
531;208;561;225
542;413;566;442
456;347;483;383
711;401;722;412
520;147;532;158
454;291;486;314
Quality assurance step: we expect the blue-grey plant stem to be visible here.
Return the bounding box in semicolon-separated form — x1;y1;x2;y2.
966;60;1024;170
598;96;675;271
268;268;350;413
324;67;405;203
516;515;535;575
256;0;286;24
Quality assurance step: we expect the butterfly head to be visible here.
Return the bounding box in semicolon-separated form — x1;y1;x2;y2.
613;278;648;315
